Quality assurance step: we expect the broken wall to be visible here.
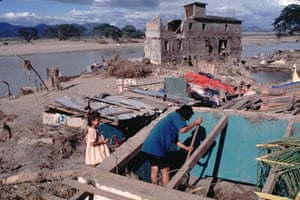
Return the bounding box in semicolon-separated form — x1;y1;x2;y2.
144;3;242;66
144;17;163;64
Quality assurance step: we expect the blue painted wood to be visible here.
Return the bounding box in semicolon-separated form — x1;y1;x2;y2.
292;121;300;136
98;123;123;145
178;112;289;185
271;81;300;89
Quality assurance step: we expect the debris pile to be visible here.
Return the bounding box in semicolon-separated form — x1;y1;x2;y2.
221;83;300;115
106;54;152;78
244;49;300;73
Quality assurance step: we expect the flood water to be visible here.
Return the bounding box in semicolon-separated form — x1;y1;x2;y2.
0;41;299;96
0;47;143;96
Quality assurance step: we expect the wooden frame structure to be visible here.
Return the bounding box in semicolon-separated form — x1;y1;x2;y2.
41;108;299;200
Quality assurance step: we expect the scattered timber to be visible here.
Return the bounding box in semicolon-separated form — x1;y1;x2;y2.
221;85;300;115
62;167;213;200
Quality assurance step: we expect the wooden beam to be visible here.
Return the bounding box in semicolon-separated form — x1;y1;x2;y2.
76;167;213;200
98;121;154;172
69;190;91;200
41;193;66;200
261;118;294;194
63;179;134;200
98;110;171;172
167;115;228;189
230;96;251;110
283;119;295;137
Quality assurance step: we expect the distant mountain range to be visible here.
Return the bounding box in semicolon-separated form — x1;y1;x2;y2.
0;22;23;37
0;22;272;38
0;22;51;38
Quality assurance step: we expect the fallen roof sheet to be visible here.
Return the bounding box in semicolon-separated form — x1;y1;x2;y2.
54;94;167;121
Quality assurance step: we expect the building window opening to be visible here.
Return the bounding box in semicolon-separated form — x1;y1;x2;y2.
219;39;228;55
202;24;206;31
189;23;193;30
164;41;169;51
178;40;183;50
205;39;213;54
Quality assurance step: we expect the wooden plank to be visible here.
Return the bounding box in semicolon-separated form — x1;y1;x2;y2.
283;119;295;137
186;125;201;160
261;88;285;96
76;167;213;200
41;193;66;200
63;179;133;200
230;96;252;109
167;115;228;189
264;97;294;104
98;110;171;172
261;119;294;194
69;190;91;200
47;104;82;115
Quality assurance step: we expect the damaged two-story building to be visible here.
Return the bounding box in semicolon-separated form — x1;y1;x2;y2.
144;2;242;65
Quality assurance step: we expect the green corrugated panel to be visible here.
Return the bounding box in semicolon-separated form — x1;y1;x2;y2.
165;77;188;99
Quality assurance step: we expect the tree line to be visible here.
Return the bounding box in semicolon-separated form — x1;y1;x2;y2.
18;3;300;42
19;23;145;42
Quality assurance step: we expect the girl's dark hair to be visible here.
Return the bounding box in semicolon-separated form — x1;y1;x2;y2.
87;111;100;126
176;105;194;120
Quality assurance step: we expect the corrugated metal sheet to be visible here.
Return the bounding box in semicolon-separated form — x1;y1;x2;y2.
96;95;155;111
55;96;87;112
132;88;182;101
54;94;165;121
165;77;188;98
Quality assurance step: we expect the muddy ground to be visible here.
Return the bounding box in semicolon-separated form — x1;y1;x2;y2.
0;49;300;199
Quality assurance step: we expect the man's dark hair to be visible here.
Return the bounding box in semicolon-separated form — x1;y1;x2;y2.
176;105;194;120
87;111;100;126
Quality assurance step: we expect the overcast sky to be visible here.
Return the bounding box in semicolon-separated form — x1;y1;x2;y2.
0;0;299;29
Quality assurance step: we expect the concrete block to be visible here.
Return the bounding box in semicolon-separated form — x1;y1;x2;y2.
42;112;87;129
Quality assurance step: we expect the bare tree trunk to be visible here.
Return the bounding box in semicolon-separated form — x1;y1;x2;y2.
16;55;49;91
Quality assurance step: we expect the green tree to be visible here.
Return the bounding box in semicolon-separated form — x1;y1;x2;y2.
93;23;122;40
121;25;144;38
77;25;87;37
43;27;57;38
19;27;39;42
273;4;300;35
56;24;80;40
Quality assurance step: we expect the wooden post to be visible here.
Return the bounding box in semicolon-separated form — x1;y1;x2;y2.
0;81;12;96
16;55;49;91
186;125;200;161
167;115;228;189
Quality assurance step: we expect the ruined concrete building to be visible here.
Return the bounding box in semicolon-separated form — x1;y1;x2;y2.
144;2;242;65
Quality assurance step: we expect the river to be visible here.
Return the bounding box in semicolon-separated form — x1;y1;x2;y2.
0;41;299;96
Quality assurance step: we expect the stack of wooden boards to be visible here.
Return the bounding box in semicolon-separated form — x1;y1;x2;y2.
221;82;300;115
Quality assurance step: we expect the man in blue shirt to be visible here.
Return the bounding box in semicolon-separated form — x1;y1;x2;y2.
141;105;203;186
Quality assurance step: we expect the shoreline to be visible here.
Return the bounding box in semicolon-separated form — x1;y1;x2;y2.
0;39;145;56
1;35;299;57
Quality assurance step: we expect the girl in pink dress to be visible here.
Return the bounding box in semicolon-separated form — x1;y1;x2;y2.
85;111;110;166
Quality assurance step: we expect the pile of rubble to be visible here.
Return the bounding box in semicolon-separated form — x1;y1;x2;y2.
244;49;300;72
106;54;153;78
